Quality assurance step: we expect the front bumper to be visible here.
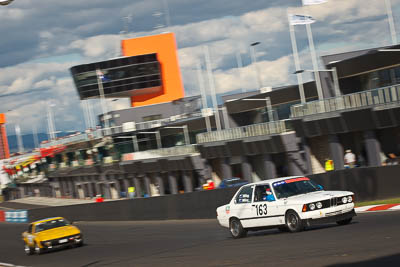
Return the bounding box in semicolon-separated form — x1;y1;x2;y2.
303;209;356;226
41;235;83;249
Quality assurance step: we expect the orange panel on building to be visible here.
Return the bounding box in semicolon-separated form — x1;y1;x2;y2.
0;114;10;159
121;32;184;107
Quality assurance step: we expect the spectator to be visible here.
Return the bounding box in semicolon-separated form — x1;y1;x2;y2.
344;149;356;168
324;158;334;171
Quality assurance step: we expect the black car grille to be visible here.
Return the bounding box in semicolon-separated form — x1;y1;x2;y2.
42;234;80;246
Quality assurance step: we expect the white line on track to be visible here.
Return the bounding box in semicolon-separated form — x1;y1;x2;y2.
0;262;30;267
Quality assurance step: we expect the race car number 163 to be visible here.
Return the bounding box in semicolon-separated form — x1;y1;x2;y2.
254;204;267;216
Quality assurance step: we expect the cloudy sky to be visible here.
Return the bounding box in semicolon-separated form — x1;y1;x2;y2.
1;0;400;136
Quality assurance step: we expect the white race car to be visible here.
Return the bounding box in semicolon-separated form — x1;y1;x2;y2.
216;176;356;238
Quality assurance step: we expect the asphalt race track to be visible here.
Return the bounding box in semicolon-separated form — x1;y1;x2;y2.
1;212;400;267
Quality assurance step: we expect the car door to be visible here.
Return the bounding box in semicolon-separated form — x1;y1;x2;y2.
252;184;284;226
230;185;258;228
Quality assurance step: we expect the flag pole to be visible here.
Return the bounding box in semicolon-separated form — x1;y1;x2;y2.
288;11;306;104
305;23;323;101
302;1;324;101
385;0;397;45
196;62;212;132
204;45;222;131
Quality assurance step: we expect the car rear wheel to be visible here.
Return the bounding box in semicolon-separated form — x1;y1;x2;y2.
229;218;247;239
34;243;43;255
24;244;33;255
285;210;304;233
336;218;352;225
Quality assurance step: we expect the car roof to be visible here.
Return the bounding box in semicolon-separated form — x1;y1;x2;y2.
243;176;307;187
32;217;64;225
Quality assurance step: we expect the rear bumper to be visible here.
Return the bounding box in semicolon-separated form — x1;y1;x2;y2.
303;209;356;226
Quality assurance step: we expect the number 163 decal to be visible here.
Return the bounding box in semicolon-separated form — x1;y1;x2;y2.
254;204;267;216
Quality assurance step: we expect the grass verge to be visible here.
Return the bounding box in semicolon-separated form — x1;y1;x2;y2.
355;197;400;207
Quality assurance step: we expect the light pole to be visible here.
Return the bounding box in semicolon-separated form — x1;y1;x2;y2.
138;131;162;149
294;68;340;97
163;126;190;145
47;102;57;140
242;97;275;122
250;42;262;90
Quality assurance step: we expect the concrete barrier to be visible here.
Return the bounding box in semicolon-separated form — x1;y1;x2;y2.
310;165;400;202
28;187;238;222
27;166;400;222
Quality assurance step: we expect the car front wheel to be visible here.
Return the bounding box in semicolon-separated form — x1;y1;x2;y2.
24;244;33;255
229;218;247;239
285;210;304;233
34;243;43;255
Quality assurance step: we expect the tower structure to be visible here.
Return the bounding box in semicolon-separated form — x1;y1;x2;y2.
0;114;10;159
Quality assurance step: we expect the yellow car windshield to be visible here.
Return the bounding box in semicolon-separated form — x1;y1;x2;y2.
36;219;70;233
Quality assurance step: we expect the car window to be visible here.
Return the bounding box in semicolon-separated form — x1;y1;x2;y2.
235;186;253;204
272;177;321;199
254;184;273;202
28;224;33;233
35;219;70;233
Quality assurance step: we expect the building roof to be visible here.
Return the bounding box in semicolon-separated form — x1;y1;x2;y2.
323;44;400;78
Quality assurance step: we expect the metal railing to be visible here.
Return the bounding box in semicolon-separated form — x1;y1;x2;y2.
290;84;400;118
105;111;205;135
122;144;199;161
40;130;104;148
196;120;293;144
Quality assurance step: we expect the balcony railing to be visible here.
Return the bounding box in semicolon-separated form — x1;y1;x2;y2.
196;120;293;144
40;130;104;148
104;111;205;135
290;84;400;118
122;144;199;161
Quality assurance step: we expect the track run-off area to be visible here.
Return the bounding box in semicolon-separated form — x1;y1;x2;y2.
1;211;400;267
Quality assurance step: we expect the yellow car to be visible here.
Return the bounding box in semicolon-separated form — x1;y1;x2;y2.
22;217;83;255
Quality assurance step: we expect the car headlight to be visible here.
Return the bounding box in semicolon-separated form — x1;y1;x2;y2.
75;235;81;239
316;202;322;209
309;203;316;210
347;196;352;203
342;197;348;204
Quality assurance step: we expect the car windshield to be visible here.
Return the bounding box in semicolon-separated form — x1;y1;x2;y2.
272;177;322;199
35;219;70;233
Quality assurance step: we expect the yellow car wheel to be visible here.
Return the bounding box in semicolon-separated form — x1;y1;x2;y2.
24;243;33;255
34;243;43;255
